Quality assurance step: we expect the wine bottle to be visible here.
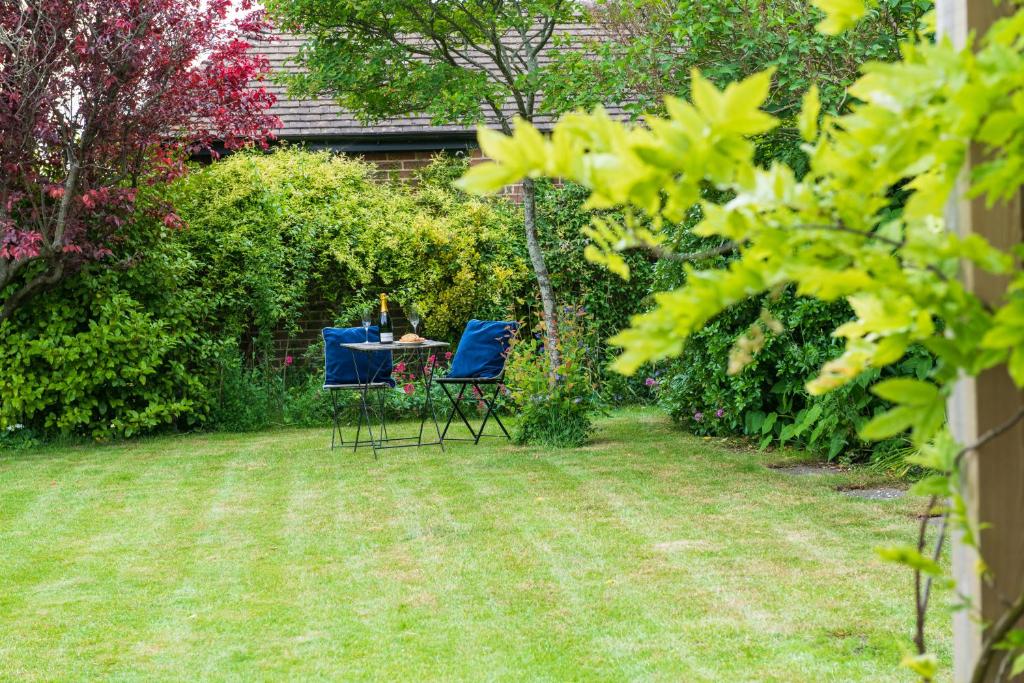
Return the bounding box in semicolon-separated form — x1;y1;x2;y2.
378;293;393;343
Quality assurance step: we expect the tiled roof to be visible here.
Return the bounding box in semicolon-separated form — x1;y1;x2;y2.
257;26;627;142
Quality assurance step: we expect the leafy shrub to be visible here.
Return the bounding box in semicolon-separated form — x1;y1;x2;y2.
647;201;936;465
0;423;39;451
657;288;934;462
207;352;286;431
534;180;657;403
505;306;600;447
0;222;222;440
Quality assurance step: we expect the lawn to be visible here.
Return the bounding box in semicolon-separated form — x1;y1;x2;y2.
0;409;950;681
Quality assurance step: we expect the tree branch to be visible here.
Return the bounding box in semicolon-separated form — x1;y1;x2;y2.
642;240;738;263
954;405;1024;469
972;588;1024;683
0;259;65;324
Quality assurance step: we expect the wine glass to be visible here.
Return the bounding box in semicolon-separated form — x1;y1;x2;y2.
361;308;372;342
407;304;420;337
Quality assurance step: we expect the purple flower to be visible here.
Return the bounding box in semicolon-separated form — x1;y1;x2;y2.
693;411;704;422
715;408;725;418
645;377;657;387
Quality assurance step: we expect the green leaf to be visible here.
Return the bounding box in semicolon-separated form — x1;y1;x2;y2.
813;0;868;35
799;85;821;142
720;69;779;135
910;474;950;497
1010;346;1024;387
690;69;725;122
795;403;823;435
872;334;909;365
1011;653;1024;677
870;378;939;406
455;161;522;195
876;545;943;576
860;406;915;440
906;432;958;471
900;653;938;679
980;325;1024;349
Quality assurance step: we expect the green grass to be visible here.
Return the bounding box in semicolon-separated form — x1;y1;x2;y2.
0;410;950;681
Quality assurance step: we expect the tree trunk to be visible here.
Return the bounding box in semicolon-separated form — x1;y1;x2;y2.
522;177;561;369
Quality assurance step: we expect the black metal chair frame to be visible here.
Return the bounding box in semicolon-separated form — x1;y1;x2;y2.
326;381;391;458
437;374;511;444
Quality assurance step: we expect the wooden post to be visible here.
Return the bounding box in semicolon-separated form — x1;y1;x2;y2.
938;2;1024;680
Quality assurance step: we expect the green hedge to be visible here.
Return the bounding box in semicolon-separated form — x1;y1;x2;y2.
0;223;223;440
652;227;934;466
167;148;529;343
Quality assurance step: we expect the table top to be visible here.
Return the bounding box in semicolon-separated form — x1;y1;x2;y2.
340;339;449;352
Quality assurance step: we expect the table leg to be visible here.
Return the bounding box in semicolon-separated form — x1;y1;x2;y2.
348;348;379;458
414;348;445;451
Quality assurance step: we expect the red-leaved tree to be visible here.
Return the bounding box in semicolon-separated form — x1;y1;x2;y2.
0;0;280;321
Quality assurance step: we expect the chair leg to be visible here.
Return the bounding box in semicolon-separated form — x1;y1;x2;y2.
353;390;364;453
473;383;489;445
475;383;510;443
330;390;344;449
442;383;478;441
488;384;512;440
439;383;464;441
362;387;378;460
378;388;389;442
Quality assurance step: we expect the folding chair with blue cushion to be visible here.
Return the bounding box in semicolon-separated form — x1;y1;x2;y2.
322;326;394;452
438;320;518;444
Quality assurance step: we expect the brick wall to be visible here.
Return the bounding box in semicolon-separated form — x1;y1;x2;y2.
269;302;415;366
359;149;443;182
356;147;524;200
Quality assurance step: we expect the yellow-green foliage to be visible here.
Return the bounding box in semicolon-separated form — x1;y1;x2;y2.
459;4;1024;677
169;148;528;341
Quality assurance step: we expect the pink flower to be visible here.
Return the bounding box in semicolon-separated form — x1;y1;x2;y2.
284;355;293;366
403;383;414;395
395;361;406;373
715;408;725;418
428;354;436;365
444;351;453;360
645;377;657;387
693;411;704;422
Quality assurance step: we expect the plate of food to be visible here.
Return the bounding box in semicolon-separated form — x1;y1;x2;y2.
395;333;427;345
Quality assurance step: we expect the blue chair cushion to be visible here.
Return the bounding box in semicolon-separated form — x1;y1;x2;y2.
322;327;394;387
447;320;518;380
